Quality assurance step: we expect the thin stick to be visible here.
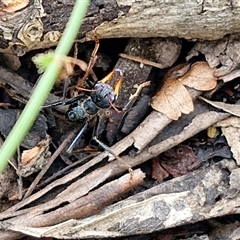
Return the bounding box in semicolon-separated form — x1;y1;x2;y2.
37;153;97;189
119;53;165;69
77;36;100;87
23;130;77;199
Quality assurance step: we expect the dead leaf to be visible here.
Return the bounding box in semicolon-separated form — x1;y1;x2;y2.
151;62;217;120
179;61;217;91
151;77;194;120
21;146;40;165
159;145;200;177
199;96;240;117
21;135;51;165
152;157;170;182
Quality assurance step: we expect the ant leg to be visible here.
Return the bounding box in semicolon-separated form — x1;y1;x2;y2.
67;122;88;153
92;136;133;173
91;112;124;161
42;95;83;108
76;35;100;87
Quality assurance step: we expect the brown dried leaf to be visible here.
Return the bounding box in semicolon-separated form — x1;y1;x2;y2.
57;56;88;82
65;56;88;72
151;77;194;120
21;146;40;165
179;61;217;91
21;135;51;165
152;157;170;182
160;145;200;177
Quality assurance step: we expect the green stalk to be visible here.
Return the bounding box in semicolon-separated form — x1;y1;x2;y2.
0;0;90;173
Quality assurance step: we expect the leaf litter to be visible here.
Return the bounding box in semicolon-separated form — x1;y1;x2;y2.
1;36;240;240
151;61;217;120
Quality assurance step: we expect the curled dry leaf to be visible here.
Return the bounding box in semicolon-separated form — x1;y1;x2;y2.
179;61;217;91
152;61;217;120
151;77;194;120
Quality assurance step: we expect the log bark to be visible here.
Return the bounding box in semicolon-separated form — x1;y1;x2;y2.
1;0;240;55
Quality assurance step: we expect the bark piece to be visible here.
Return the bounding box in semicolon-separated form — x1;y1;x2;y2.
216;117;240;165
199;97;240;117
5;159;238;239
220;69;240;82
87;1;240;41
1;1;240;54
187;34;240;77
0;169;145;232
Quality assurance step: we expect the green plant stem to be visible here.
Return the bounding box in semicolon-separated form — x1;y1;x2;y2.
0;0;90;173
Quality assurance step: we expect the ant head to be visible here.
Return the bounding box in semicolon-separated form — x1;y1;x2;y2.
91;82;115;108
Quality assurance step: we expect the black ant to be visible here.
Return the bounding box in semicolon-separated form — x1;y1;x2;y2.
43;38;150;171
43;68;124;152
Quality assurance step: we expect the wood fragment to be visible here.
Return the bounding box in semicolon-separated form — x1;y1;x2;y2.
221;123;240;165
4;159;237;239
220;69;240;82
1;169;145;228
2;1;240;54
199;96;240;117
148;111;230;156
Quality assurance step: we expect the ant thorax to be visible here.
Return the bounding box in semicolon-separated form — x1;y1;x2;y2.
65;96;99;122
